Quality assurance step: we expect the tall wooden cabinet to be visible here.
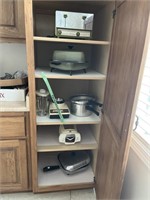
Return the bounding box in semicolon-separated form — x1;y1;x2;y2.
24;0;150;199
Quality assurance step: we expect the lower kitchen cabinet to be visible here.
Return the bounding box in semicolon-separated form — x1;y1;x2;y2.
0;140;28;192
0;112;31;193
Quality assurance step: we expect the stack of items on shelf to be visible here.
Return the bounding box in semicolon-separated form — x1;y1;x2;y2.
43;150;91;175
0;71;28;102
36;90;102;119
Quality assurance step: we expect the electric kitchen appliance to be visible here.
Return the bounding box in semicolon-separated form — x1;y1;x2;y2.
70;94;103;117
43;150;90;175
49;97;70;119
59;125;81;145
55;10;94;39
50;50;88;75
36;89;49;116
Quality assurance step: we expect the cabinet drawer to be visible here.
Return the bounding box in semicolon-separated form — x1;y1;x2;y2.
0;116;25;138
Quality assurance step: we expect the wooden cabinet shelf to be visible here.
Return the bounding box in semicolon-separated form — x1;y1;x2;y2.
38;153;94;190
33;36;110;45
36;114;101;125
37;125;98;152
35;67;106;80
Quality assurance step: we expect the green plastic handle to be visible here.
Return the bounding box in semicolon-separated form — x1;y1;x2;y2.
41;72;64;123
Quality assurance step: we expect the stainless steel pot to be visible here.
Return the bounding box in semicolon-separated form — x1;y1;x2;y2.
70;94;102;117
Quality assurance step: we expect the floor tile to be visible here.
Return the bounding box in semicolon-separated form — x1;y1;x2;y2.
0;191;70;200
71;188;96;200
0;189;96;200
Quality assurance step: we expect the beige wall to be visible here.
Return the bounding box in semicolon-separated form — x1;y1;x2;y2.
121;148;150;200
0;43;27;77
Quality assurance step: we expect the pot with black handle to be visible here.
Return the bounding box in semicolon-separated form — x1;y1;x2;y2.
70;94;102;117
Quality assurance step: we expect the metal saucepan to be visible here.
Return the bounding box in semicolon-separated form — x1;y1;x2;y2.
70;94;102;117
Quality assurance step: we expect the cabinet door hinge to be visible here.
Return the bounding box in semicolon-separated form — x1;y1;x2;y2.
112;9;116;19
93;176;96;183
101;108;104;115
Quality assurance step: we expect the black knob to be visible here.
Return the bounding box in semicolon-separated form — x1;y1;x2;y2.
76;32;80;37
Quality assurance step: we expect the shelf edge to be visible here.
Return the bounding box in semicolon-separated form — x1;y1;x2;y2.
37;144;98;152
33;36;110;45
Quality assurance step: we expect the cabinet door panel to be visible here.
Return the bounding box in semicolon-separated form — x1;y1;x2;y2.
0;140;28;192
96;1;150;199
0;0;14;26
0;0;25;39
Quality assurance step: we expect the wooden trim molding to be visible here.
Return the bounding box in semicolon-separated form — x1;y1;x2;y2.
131;132;150;169
0;38;25;43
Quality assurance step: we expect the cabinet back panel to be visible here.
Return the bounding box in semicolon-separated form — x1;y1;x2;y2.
92;2;114;41
33;1;113;41
34;42;92;69
33;1;108;16
88;81;106;103
36;79;89;100
89;3;114;103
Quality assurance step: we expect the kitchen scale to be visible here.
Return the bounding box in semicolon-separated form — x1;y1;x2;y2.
49;98;70;119
59;125;81;145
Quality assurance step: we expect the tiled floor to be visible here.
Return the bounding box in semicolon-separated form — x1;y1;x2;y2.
0;188;96;200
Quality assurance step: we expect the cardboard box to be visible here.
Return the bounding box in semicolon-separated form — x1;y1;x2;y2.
0;88;27;102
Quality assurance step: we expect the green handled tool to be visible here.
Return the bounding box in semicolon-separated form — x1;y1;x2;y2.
41;72;64;123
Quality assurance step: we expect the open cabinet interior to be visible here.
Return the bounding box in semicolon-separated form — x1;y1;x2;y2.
26;0;115;192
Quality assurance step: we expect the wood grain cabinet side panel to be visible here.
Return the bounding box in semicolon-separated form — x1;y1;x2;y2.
0;0;25;39
0;140;28;192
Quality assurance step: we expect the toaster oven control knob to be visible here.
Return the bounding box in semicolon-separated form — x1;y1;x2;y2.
58;30;62;36
76;32;80;37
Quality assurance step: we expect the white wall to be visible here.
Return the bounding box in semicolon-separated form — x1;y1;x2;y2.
121;148;150;200
0;43;27;77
